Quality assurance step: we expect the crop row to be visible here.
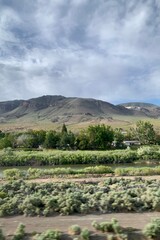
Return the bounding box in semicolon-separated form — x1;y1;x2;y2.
3;165;160;180
0;178;160;217
0;149;139;166
3;166;113;180
1;146;160;167
115;166;160;176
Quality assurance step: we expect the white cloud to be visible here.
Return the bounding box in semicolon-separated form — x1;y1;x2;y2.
0;0;160;104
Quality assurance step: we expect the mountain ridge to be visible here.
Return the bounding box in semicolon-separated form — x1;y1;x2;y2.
119;102;160;118
0;96;159;125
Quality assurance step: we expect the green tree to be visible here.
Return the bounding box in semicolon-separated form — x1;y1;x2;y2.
61;123;68;134
60;124;75;149
0;133;15;149
44;131;60;149
124;129;135;141
16;132;37;148
59;131;75;149
87;124;114;150
0;130;5;139
155;133;160;145
76;131;89;150
113;128;125;148
26;130;46;148
135;121;156;145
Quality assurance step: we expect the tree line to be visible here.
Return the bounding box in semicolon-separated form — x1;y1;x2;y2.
0;121;159;150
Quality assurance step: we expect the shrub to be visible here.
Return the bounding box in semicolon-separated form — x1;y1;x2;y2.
143;218;160;239
2;165;114;180
1;179;160;217
83;166;113;174
3;147;14;156
68;225;81;235
115;166;160;176
33;229;60;240
3;169;24;180
137;146;160;160
12;223;25;240
111;218;123;234
0;229;5;240
0;149;139;167
92;219;123;234
0;191;7;199
92;221;101;231
80;228;90;240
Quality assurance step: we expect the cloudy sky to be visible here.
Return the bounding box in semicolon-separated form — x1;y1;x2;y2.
0;0;160;104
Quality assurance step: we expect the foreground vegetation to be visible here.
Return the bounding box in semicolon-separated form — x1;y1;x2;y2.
1;121;160;240
2;166;113;180
0;149;138;166
1;217;160;240
0;178;160;217
0;145;160;167
3;165;160;180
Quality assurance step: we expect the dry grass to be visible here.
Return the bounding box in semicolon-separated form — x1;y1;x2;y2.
1;115;160;132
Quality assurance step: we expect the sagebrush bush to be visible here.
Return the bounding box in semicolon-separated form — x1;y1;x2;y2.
0;229;5;240
68;225;81;235
92;219;122;234
12;223;25;240
80;228;90;240
0;179;160;217
143;218;160;239
3;166;113;180
115;166;160;176
33;229;60;240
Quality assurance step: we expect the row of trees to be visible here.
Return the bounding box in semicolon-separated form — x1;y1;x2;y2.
0;121;159;150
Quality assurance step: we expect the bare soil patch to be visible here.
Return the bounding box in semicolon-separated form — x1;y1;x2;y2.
25;175;160;184
1;212;160;236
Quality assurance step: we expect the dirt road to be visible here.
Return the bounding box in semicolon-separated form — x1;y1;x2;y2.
1;175;160;185
1;212;160;235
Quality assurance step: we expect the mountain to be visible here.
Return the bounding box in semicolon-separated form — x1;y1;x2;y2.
119;102;160;118
0;96;159;130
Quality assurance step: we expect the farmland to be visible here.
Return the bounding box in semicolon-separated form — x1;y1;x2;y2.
1;178;160;217
1;179;160;239
0;145;160;167
0;124;160;240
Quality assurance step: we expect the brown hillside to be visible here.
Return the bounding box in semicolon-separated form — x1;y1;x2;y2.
0;96;159;129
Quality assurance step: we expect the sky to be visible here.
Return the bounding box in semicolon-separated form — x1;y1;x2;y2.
0;0;160;105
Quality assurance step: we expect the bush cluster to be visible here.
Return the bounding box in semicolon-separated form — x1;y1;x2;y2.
3;165;160;180
115;166;160;176
143;218;160;239
92;218;128;240
1;146;160;168
137;146;160;160
12;223;25;240
3;166;113;180
0;178;160;217
34;229;60;240
0;149;139;167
